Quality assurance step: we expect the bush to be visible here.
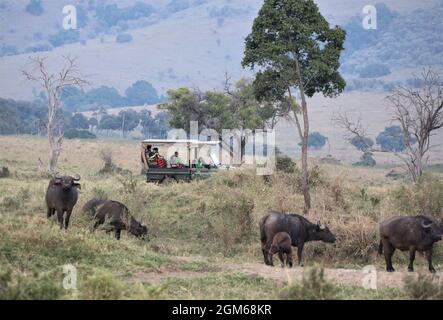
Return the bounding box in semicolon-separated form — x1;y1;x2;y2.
279;266;339;300
116;33;133;43
64;129;96;139
199;187;254;252
1;45;18;56
353;152;376;167
276;155;296;174
302;132;327;150
0;167;10;178
24;43;52;53
25;0;44;16
404;274;443;300
48;29;80;47
390;175;443;217
80;272;123;300
0;270;62;300
359;63;391;78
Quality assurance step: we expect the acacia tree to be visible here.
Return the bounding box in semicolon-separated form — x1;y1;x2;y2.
242;0;346;213
23;56;89;171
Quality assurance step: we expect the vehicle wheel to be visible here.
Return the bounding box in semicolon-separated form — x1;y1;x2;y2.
161;175;177;184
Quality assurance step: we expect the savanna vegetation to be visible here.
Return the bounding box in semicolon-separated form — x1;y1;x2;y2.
1;135;443;300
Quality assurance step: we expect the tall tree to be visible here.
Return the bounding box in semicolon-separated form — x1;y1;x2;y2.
242;0;346;213
23;56;88;172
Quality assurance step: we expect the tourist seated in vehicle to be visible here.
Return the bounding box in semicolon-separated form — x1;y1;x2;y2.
170;151;185;168
148;147;166;168
192;157;211;170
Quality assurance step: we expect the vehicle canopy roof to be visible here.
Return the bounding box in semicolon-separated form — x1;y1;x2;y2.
141;139;219;146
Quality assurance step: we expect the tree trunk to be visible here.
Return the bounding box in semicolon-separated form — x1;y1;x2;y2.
294;56;311;213
300;100;311;213
48;127;63;172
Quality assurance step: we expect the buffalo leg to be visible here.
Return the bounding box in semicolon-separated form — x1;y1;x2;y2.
47;208;55;218
383;241;395;272
56;209;64;229
287;253;293;268
64;209;72;230
297;243;305;266
262;247;269;265
408;248;416;272
278;252;285;267
263;241;272;265
268;253;274;267
115;229;121;240
425;249;436;273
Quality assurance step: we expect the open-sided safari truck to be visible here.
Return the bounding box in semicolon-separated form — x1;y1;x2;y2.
141;139;221;183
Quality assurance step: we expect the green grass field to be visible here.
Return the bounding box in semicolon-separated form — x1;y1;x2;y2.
1;135;443;300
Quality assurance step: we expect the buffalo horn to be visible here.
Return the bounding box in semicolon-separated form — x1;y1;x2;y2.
422;221;433;229
73;174;81;181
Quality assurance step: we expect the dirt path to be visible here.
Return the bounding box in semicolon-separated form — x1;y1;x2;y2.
131;256;439;289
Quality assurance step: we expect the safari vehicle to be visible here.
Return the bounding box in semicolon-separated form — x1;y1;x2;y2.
141;139;223;183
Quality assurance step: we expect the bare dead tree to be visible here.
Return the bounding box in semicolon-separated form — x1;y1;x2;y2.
386;68;443;182
333;68;443;182
23;56;89;172
332;111;375;153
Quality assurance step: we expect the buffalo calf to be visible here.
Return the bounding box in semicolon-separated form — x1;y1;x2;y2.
268;232;293;268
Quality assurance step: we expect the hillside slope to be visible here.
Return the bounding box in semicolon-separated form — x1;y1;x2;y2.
0;0;440;99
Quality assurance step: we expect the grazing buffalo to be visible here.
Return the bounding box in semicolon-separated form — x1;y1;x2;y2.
83;199;148;240
379;215;443;273
268;232;293;268
260;211;336;266
45;174;81;229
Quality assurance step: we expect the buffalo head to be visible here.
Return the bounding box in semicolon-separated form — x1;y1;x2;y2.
130;220;149;240
422;220;443;242
53;174;81;192
313;221;336;243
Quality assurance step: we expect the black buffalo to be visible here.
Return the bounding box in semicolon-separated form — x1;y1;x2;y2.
260;211;336;266
83;199;148;240
379;215;443;273
45;174;81;229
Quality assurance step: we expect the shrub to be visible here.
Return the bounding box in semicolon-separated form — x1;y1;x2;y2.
64;129;96;139
199;188;254;252
276;155;296;174
1;45;18;56
390;175;443;217
48;29;80;47
404;274;443;300
116;33;133;43
0;166;10;178
354;152;376;167
301;132;327;150
80;272;123;300
24;43;52;53
279;266;339;300
0;270;62;300
25;0;44;16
